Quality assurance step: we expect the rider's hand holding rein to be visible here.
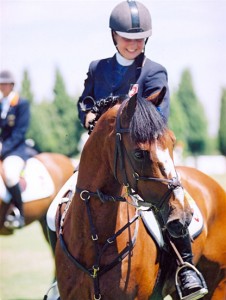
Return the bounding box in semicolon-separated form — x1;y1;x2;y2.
85;111;96;129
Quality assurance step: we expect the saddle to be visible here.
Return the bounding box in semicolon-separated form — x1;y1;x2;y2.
140;191;204;249
0;157;55;204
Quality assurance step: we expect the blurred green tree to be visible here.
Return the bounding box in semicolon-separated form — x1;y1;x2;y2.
218;88;226;155
168;90;189;153
51;68;81;156
176;69;209;154
22;68;83;156
28;101;56;152
20;69;36;145
20;69;34;103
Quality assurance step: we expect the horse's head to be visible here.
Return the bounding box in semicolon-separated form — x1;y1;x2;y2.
79;88;179;206
111;88;179;205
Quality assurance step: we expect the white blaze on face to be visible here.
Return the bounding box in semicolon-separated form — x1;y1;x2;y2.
156;145;177;178
156;145;185;205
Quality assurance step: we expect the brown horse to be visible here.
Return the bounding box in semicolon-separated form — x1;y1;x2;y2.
0;152;74;242
55;92;226;300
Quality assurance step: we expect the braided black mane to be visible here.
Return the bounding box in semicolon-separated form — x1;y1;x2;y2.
129;96;167;144
88;95;167;142
88;95;127;133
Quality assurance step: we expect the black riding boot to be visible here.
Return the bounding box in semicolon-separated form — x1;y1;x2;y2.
47;226;57;255
171;233;208;299
7;184;25;229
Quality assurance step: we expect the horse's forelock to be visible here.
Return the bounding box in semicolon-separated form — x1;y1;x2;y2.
129;96;167;144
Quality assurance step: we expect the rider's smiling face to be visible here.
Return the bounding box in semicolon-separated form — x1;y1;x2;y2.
113;32;145;60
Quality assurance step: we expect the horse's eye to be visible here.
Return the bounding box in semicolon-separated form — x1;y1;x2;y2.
133;149;147;160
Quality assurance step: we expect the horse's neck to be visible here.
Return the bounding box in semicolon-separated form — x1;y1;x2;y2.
72;138;130;239
71;171;125;244
76;149;121;201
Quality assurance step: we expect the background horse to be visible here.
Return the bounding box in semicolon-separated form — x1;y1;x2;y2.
55;92;226;300
0;152;74;244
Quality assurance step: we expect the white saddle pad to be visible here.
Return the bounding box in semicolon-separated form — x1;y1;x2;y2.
0;157;55;203
140;192;204;248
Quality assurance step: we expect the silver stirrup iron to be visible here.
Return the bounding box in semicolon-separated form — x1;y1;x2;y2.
43;281;59;300
175;262;208;300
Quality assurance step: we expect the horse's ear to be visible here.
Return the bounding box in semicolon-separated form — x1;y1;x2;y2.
146;86;166;107
126;93;137;120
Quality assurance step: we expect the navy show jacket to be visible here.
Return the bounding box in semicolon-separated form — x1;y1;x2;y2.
0;97;30;160
77;54;170;126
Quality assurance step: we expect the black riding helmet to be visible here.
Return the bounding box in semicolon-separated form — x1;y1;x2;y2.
109;0;152;41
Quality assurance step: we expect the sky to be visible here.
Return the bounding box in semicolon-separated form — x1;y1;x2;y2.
1;0;226;136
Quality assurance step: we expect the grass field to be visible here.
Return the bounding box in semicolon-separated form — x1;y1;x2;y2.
0;222;54;300
0;173;225;300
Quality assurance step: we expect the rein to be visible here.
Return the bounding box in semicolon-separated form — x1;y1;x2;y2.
59;187;140;300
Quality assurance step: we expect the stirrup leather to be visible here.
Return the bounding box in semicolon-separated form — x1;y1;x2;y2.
175;262;208;300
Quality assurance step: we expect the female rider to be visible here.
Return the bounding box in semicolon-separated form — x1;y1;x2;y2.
46;2;207;299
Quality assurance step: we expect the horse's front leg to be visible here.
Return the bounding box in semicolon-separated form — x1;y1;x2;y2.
0;201;12;234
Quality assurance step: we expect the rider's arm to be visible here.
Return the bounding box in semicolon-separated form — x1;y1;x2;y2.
139;60;170;122
77;61;97;128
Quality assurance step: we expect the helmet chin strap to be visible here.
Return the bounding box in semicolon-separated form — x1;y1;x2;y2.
111;30;117;46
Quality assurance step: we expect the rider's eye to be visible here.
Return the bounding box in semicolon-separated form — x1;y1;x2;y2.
133;149;148;160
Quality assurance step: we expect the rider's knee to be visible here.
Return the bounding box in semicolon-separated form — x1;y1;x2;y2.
4;177;19;187
2;156;24;187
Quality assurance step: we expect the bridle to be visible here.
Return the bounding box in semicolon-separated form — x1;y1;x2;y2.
114;98;181;211
59;99;182;300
